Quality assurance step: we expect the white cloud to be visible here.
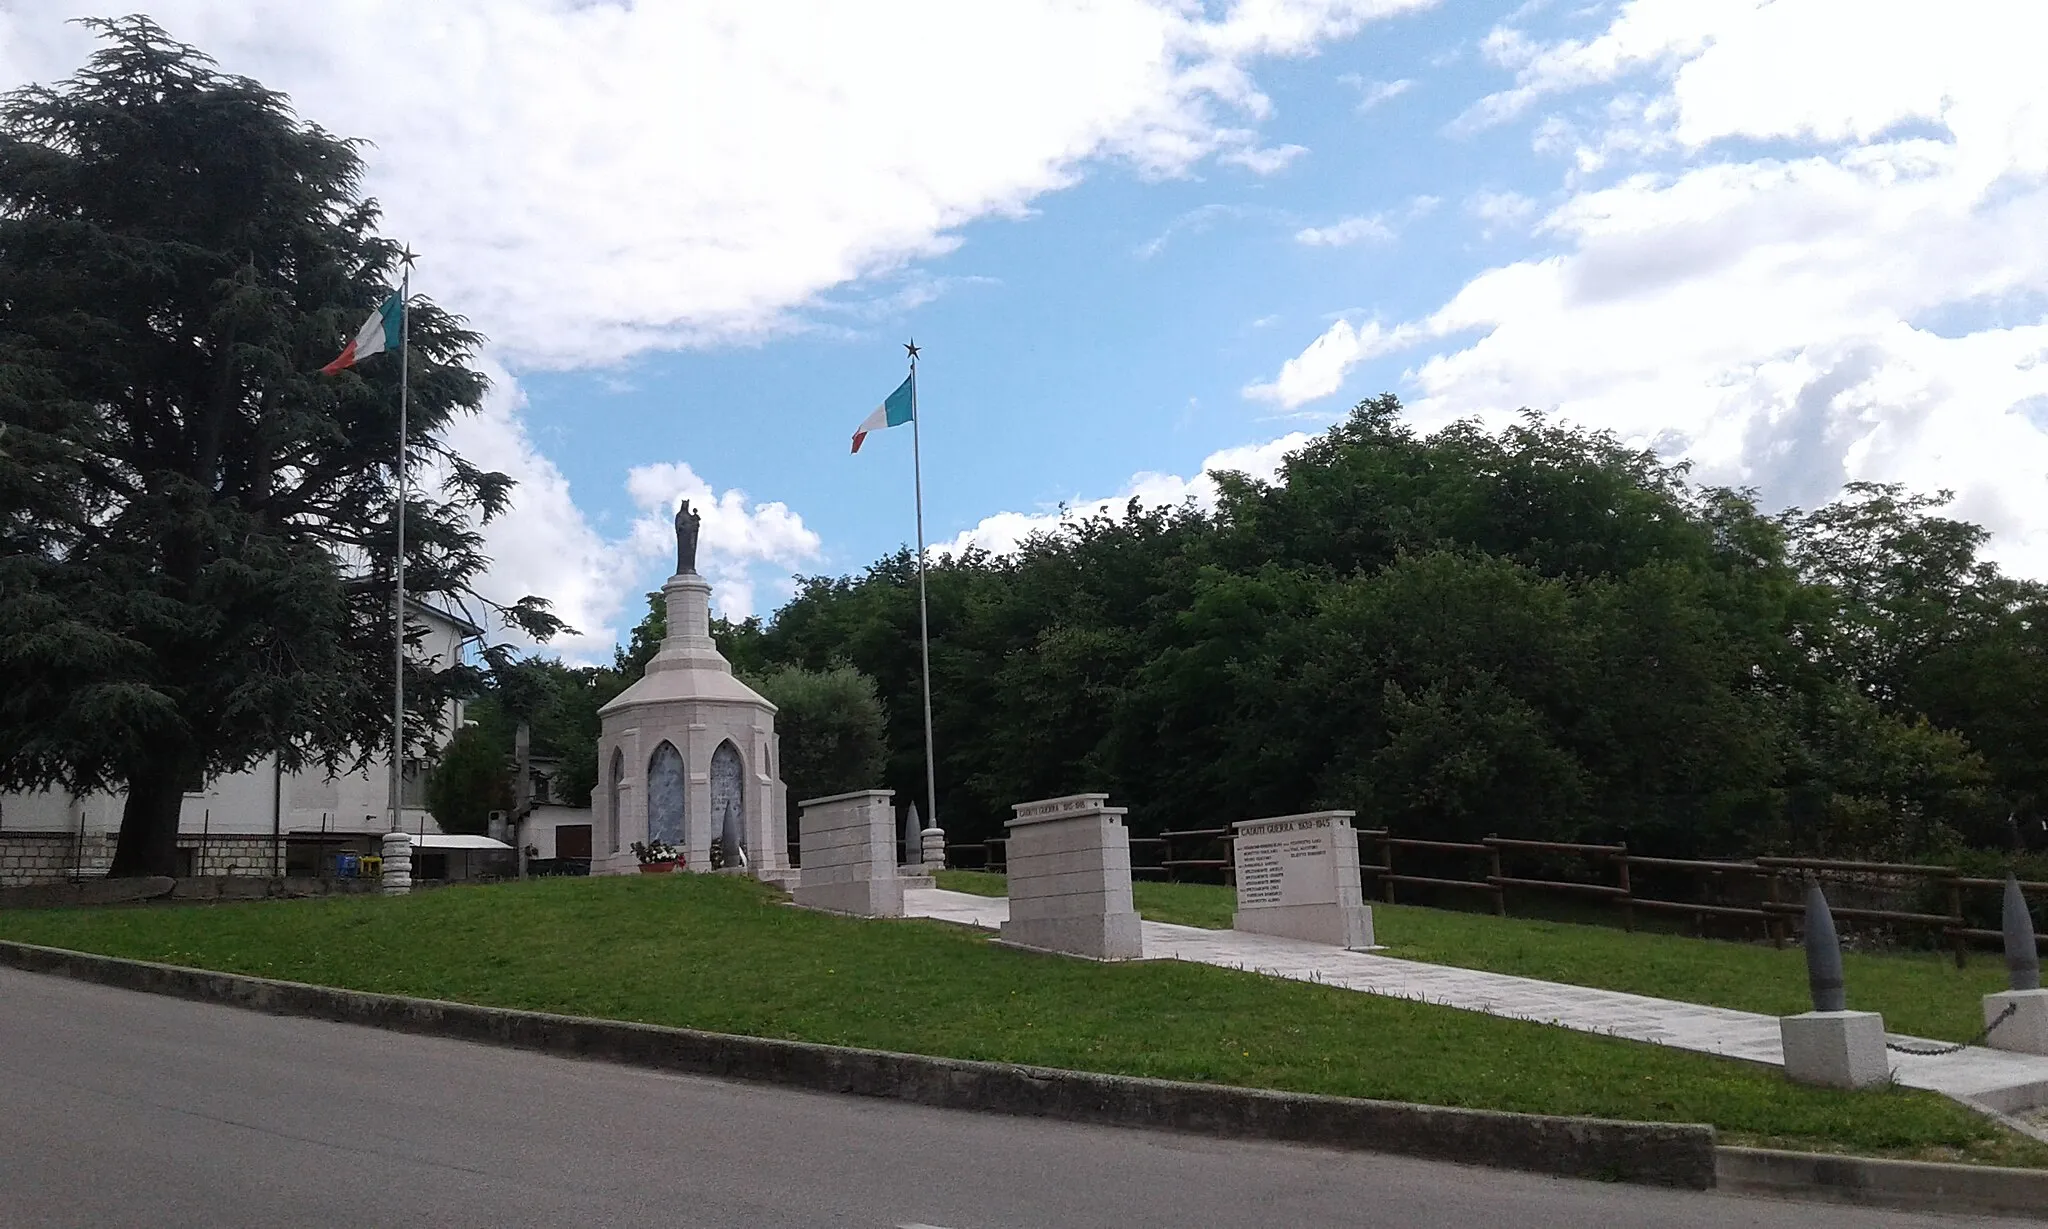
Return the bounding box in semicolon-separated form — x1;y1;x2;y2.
1294;215;1395;246
620;462;823;625
1352;77;1415;112
1135;203;1257;259
944;433;1314;555
435;365;820;663
1265;0;2048;575
0;0;1434;369
1244;318;1411;408
0;1;1437;656
1466;188;1538;228
1221;142;1311;174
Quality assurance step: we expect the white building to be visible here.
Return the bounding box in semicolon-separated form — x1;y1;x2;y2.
0;602;483;885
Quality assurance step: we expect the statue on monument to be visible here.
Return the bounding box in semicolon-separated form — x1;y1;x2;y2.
674;500;702;575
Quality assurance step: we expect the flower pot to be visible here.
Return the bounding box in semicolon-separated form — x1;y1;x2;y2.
638;860;678;874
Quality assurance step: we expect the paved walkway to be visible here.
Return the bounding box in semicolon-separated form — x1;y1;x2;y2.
904;888;2048;1117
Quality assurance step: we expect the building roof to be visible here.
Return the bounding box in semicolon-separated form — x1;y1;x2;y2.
406;833;512;851
405;598;486;639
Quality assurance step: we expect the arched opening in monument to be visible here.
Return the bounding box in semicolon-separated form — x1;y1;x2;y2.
710;740;746;866
607;747;625;852
646;741;685;850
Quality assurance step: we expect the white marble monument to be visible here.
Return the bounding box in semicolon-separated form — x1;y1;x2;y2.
999;793;1143;960
1230;811;1374;949
794;789;904;917
593;502;790;882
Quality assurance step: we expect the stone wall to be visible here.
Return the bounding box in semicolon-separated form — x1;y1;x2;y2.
185;834;285;878
0;832;114;885
0;832;282;884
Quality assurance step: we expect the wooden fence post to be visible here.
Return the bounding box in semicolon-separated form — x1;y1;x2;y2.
1766;867;1785;949
1487;836;1506;917
1947;876;1967;969
1616;844;1634;932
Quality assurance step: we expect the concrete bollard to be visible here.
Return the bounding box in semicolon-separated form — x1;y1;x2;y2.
1984;874;2048;1055
380;832;412;896
1779;880;1889;1088
1803;879;1847;1013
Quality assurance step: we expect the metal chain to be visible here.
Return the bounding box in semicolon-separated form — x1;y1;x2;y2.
1884;1001;2020;1056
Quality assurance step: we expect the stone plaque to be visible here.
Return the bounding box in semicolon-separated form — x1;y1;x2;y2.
1011;793;1112;823
646;741;685;847
1235;816;1339;908
1230;811;1373;949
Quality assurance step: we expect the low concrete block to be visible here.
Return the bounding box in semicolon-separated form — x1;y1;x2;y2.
1780;1010;1889;1089
1984;988;2048;1056
0;877;175;910
1718;1146;2048;1220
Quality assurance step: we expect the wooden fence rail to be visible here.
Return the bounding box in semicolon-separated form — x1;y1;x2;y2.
943;828;2047;965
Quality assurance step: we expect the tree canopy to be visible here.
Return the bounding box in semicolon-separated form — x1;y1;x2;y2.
0;18;560;874
727;397;2036;862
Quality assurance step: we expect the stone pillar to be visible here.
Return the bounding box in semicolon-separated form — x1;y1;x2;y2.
920;826;946;869
793;790;903;917
380;832;412;896
999;794;1142;960
1230;811;1374;949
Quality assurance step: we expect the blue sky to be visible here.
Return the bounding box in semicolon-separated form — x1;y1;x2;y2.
513;1;1572;613
7;0;2047;660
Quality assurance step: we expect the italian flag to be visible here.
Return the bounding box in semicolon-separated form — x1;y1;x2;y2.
319;293;403;375
851;373;914;453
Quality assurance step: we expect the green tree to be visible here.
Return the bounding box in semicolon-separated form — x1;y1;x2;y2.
426;723;511;836
0;19;561;875
747;665;888;842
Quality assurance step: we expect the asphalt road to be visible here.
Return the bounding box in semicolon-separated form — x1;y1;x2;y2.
0;967;2006;1228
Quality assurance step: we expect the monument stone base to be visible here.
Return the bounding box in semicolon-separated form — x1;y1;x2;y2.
1780;1010;1889;1088
1984;988;2048;1055
1000;911;1143;962
1233;901;1374;949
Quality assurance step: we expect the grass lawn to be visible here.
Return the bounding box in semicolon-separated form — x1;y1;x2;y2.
2;874;2044;1167
937;871;2016;1045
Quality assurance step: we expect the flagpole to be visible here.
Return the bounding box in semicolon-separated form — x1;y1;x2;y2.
389;261;411;833
907;342;939;842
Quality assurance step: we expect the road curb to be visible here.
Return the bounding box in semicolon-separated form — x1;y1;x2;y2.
1717;1146;2048;1221
0;938;1712;1189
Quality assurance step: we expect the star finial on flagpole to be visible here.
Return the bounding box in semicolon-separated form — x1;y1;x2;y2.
904;338;920;362
398;244;419;271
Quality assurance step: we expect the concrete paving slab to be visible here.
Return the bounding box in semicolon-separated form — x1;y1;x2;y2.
903;887;2048;1116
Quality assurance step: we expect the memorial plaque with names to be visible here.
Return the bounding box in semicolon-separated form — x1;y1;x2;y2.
1234;816;1340;909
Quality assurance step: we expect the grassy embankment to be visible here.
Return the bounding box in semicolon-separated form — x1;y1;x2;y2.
939;870;2016;1044
1;874;2042;1167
